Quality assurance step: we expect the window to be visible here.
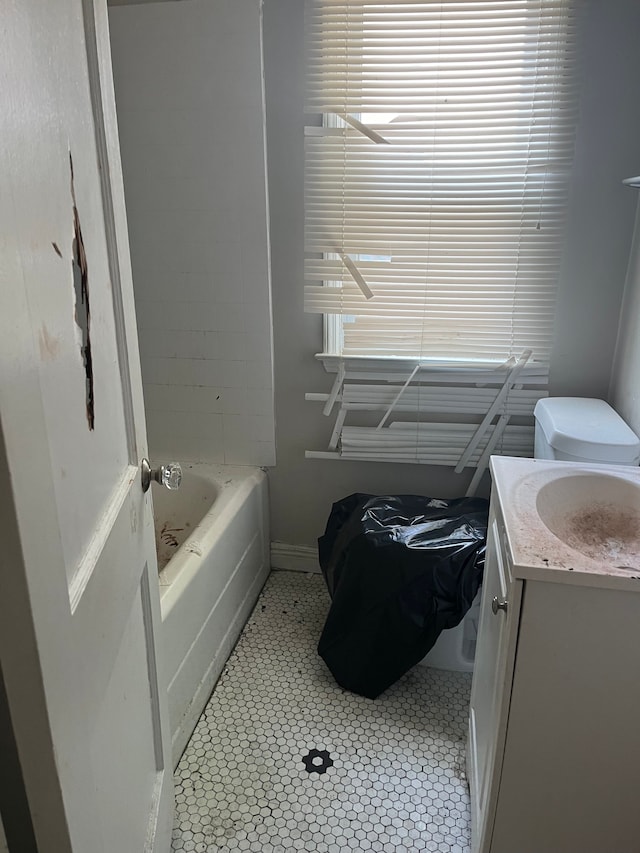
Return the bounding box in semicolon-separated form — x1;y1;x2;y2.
304;0;579;366
304;0;580;479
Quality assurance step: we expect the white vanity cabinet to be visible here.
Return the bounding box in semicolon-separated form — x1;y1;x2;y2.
468;457;640;853
467;505;521;852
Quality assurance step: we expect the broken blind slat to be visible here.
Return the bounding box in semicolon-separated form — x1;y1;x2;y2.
340;423;535;465
305;360;547;477
304;0;579;364
339;384;547;415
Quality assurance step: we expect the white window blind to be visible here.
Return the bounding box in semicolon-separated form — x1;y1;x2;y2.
304;0;579;364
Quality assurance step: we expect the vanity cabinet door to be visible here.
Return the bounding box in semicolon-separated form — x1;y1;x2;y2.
467;508;522;853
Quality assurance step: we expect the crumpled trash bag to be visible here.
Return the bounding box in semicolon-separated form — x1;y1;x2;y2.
317;493;488;698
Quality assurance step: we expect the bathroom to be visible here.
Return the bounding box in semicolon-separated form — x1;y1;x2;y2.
111;0;640;851
1;0;640;851
105;0;640;850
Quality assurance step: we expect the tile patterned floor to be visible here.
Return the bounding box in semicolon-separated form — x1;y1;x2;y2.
171;570;472;852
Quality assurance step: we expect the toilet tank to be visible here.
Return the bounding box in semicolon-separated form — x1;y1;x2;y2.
533;397;640;465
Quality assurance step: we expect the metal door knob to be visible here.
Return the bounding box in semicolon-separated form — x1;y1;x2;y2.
141;459;182;493
491;596;508;615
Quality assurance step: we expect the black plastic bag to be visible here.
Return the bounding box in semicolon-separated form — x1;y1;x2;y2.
317;493;488;698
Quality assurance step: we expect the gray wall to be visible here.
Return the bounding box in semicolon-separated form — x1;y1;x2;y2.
263;0;640;548
610;200;640;434
550;2;640;396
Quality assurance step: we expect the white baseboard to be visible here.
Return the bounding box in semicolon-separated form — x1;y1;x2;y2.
270;542;321;573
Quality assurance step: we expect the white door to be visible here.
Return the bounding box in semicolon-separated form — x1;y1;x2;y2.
0;2;173;851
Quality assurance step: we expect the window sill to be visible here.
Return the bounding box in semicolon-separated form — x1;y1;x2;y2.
315;352;545;377
316;353;434;374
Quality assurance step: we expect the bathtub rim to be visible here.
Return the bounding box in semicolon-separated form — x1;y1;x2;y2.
156;463;267;614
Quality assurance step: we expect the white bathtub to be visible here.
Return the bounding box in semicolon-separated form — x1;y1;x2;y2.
153;464;270;766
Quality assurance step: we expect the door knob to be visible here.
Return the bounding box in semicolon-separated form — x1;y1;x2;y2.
491;596;508;615
141;459;182;493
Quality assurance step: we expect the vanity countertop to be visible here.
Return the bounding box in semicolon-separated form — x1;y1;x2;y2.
490;456;640;591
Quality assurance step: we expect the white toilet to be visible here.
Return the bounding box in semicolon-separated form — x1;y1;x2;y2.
533;397;640;465
421;397;640;673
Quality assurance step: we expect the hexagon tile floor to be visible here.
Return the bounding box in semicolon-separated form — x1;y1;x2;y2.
172;570;472;852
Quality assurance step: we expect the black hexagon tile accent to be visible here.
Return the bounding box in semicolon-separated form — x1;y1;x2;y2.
172;570;472;852
302;748;334;775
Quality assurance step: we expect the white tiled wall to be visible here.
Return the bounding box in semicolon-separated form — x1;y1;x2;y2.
109;0;275;466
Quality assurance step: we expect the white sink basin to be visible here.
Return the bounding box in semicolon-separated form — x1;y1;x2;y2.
535;473;640;566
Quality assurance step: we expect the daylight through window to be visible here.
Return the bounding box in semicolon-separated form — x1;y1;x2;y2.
304;0;579;365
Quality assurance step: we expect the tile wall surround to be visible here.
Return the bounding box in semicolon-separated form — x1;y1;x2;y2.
109;0;275;466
